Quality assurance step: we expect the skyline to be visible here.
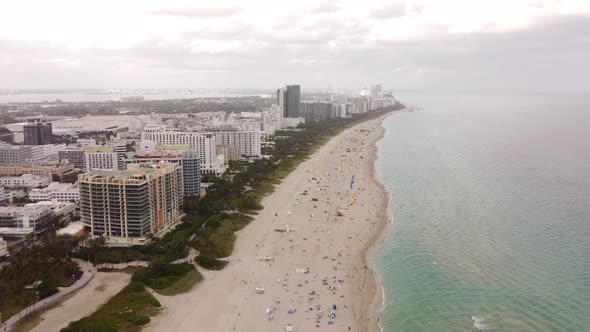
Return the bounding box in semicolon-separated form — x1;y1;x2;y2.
1;0;590;92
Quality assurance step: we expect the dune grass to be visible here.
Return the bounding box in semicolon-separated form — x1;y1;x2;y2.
61;282;160;332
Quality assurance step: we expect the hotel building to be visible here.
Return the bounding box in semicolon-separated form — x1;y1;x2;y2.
78;161;183;245
141;122;220;174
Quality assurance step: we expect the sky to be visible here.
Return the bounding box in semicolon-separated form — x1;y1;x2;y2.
1;0;589;92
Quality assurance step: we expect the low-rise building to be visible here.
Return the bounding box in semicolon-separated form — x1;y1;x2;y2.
0;162;75;178
0;144;32;164
29;182;80;202
0;205;54;230
79;161;184;245
58;146;86;171
0;174;52;189
26;201;76;221
30;144;66;161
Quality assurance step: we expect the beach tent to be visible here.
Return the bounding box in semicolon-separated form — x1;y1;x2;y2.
285;324;294;331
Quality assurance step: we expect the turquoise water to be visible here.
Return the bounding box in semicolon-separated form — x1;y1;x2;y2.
376;92;590;331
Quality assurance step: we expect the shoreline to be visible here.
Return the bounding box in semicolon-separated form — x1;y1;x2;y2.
360;112;397;332
145;112;399;332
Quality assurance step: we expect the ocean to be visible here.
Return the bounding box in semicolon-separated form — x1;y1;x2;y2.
376;92;590;331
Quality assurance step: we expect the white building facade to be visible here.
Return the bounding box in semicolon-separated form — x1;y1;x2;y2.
0;174;51;189
141;123;221;174
29;182;80;202
84;146;120;171
206;129;261;159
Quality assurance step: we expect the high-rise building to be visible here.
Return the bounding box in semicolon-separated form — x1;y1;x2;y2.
180;150;201;197
23;122;53;145
370;84;382;97
299;101;346;121
79;161;184;245
84;146;120;171
203;129;261;158
105;141;127;170
125;150;201;197
141;122;220;174
216;145;241;162
277;85;301;118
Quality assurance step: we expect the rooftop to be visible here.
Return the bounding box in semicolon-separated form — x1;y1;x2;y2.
84;145;116;153
0;174;50;180
155;144;191;151
133;150;182;158
82;162;178;181
26;201;76;213
56;221;85;236
29;182;78;194
0;205;52;218
0;144;30;150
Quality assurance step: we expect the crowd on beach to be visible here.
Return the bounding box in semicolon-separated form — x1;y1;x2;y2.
143;117;390;332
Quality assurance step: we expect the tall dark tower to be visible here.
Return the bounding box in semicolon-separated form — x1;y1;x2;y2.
285;85;301;118
23;122;53;145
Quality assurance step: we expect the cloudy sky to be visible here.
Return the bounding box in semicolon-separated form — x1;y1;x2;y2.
1;0;589;92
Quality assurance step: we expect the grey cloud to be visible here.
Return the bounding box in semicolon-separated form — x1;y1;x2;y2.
370;4;406;19
0;13;589;93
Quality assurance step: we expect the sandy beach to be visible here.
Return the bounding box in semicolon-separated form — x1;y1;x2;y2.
145;114;394;332
27;272;131;332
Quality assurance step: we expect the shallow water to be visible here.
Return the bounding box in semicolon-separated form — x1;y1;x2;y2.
376;92;590;331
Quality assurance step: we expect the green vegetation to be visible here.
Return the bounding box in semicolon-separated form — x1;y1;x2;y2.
0;236;82;323
191;213;253;258
61;282;160;332
2;104;402;329
131;260;195;292
188;106;402;269
64;234;203;330
190;213;252;270
194;107;400;216
194;255;227;270
152;269;203;296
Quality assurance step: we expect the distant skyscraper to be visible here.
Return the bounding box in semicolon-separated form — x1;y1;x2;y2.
277;85;301;118
23;122;53;145
370;84;382;97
